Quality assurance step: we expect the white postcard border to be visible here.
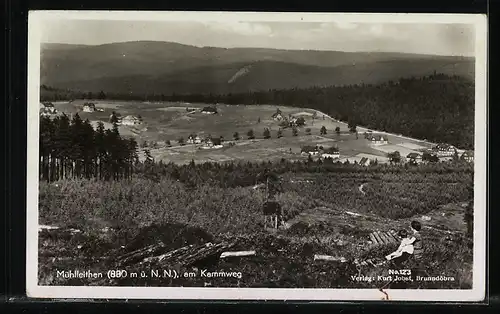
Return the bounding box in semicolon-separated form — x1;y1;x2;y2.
26;11;488;301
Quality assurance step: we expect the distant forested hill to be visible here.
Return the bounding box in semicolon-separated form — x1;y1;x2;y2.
40;74;475;149
41;41;474;94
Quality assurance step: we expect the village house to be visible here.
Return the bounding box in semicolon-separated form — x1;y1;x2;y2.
187;134;203;144
367;134;388;145
461;150;474;163
321;146;340;160
40;102;54;110
82;103;96;112
272;108;284;121
39;102;58;116
121;115;142;126
432;143;456;157
201;106;218;114
301;145;321;156
203;137;223;149
406;152;423;164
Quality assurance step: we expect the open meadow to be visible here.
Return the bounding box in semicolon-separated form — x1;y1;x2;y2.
52;100;434;165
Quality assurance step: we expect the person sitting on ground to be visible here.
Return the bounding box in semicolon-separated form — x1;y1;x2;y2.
385;221;423;263
385;229;413;263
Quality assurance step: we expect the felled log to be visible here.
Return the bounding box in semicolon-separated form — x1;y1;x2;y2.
117;242;168;266
141;243;195;265
314;254;347;263
180;241;236;267
220;251;256;258
141;241;237;267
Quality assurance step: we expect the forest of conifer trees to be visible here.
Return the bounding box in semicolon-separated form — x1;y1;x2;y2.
39;113;139;182
40;74;475;150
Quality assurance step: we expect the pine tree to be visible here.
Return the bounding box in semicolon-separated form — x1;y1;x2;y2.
95;121;106;179
109;111;119;124
277;129;283;138
81;119;96;179
320;126;327;135
126;138;138;179
348;120;357;133
263;128;271;139
39;116;54;181
388;151;401;164
55;114;72;180
70;113;86;178
144;149;154;164
247;129;255;139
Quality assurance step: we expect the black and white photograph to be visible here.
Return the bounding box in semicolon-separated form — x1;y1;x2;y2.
26;11;487;301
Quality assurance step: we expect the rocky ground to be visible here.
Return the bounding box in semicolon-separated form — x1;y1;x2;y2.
38;202;470;289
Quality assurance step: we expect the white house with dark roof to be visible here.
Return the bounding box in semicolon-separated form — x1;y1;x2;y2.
301;145;321;156
272;108;284;121
83;103;96;112
461;151;474;162
406;152;423;164
187;134;203;144
201;137;223;149
321;146;340;160
432;143;457;157
40;102;54;109
367;134;388;145
39;102;57;116
201;106;218;114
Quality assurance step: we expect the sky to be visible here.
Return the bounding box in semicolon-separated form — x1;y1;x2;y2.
40;20;476;56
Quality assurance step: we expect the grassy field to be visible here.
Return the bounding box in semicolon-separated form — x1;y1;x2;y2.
52;100;433;165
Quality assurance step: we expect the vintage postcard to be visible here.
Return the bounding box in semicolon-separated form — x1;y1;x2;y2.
26;11;487;301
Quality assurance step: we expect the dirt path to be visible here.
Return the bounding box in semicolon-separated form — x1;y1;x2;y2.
310;109;437;147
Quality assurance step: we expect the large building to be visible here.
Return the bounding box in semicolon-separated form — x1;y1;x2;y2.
432;143;457;157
